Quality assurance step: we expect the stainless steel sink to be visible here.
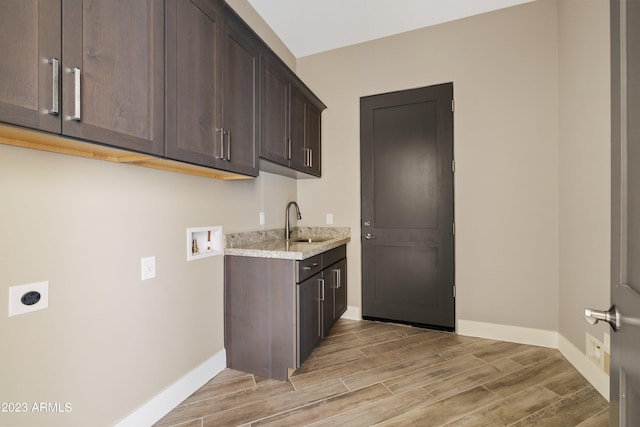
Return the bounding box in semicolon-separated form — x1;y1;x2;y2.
291;238;329;243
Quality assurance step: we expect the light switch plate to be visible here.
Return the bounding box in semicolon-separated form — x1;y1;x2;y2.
141;256;156;280
9;281;49;317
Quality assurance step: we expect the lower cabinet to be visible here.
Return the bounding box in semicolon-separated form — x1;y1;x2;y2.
225;245;347;381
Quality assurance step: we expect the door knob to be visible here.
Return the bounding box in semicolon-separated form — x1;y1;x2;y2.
584;305;621;331
364;233;376;240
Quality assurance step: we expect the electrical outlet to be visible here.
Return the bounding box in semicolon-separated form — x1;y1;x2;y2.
586;333;605;370
259;212;265;225
9;281;49;317
141;256;156;280
326;213;334;225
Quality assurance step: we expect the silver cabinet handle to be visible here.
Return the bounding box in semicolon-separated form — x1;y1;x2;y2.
287;138;292;160
70;67;81;121
317;280;322;337
584;306;621;331
226;130;231;161
308;148;313;168
333;269;341;289
48;58;59;115
302;262;319;271
364;233;376;240
216;128;225;160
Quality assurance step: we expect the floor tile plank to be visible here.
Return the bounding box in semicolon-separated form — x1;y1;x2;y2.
157;320;609;427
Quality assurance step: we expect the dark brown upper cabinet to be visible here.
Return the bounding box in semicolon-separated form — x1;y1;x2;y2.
0;0;62;133
260;55;326;178
0;0;165;155
220;9;259;176
165;0;259;176
62;0;165;155
0;1;61;134
1;0;321;180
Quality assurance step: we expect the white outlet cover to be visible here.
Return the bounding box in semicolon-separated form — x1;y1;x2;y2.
259;212;265;225
9;281;49;317
326;213;334;225
141;256;156;280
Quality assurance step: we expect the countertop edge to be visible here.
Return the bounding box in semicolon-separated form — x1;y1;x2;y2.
224;237;351;260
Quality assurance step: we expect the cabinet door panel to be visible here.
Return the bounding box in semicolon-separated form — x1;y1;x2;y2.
260;56;289;166
223;19;259;176
62;0;164;155
165;0;223;166
332;259;347;322
321;273;334;339
305;103;322;176
289;85;306;171
0;0;60;133
297;273;321;366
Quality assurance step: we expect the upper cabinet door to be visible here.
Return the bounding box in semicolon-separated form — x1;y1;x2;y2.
305;102;322;177
62;0;165;155
0;0;61;134
260;55;290;167
290;85;322;177
289;84;306;171
165;0;223;167
222;14;259;176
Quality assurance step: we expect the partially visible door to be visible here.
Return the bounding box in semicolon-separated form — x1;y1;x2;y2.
0;0;61;133
62;0;165;155
360;83;454;330
610;0;640;424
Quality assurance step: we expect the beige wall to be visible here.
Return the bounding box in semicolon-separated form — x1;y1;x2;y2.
0;3;297;426
0;147;296;426
558;0;611;349
298;0;562;331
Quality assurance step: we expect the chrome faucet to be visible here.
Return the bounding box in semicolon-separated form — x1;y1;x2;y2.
285;201;302;241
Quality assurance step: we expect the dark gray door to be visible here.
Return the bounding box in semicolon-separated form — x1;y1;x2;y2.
610;0;640;424
360;83;454;330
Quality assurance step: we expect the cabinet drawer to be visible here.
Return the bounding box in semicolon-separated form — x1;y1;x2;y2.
322;245;346;268
296;254;322;283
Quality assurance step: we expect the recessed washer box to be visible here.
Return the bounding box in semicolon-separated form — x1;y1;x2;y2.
187;226;222;261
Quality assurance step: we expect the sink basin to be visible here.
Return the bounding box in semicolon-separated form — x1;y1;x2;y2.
290;238;330;243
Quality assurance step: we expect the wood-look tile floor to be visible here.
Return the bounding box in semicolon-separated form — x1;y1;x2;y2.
155;319;609;427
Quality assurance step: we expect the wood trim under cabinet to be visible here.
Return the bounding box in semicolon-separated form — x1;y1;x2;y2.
0;123;251;180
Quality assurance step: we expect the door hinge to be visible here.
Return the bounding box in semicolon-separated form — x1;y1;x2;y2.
452;160;455;173
452;222;455;235
453;285;456;298
451;99;455;112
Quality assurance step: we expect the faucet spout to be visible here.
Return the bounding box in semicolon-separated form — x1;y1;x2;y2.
285;201;302;241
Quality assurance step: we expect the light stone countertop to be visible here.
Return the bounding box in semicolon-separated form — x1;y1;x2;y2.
224;227;351;260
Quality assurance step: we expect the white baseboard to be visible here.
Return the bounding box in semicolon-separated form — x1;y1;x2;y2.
457;319;609;402
558;334;609;401
457;319;558;348
342;305;361;320
114;349;227;427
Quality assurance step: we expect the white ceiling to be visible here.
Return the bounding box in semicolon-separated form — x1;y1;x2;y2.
247;0;535;58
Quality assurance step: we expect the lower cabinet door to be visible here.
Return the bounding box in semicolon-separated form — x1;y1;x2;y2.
321;272;334;339
331;259;348;322
297;272;322;366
